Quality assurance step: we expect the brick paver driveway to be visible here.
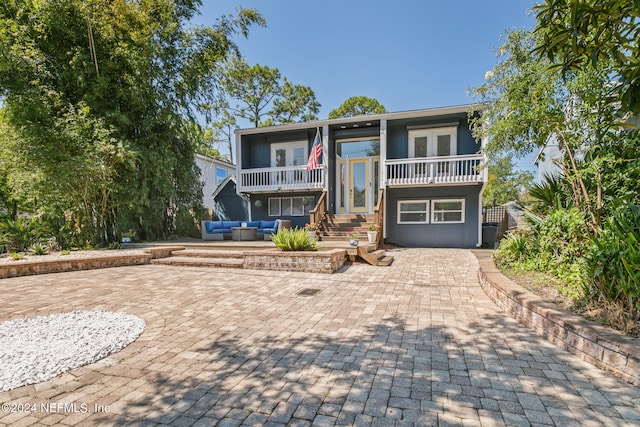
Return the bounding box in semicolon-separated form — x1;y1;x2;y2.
1;248;638;426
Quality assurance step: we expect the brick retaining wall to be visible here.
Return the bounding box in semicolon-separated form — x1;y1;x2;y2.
474;250;639;387
243;249;347;274
0;253;152;279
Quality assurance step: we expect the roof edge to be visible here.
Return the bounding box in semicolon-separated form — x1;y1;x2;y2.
235;103;482;136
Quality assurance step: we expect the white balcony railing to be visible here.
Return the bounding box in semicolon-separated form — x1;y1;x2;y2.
239;165;324;193
385;154;484;186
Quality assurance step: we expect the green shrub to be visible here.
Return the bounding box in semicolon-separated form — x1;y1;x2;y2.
495;230;529;266
108;241;121;250
0;217;46;253
496;208;588;298
585;203;640;313
174;208;201;238
272;227;319;251
29;244;48;256
8;252;25;260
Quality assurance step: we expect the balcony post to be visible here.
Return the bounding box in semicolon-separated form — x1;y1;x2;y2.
322;124;329;193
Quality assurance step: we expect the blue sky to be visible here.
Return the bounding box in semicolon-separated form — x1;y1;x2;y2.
194;1;539;170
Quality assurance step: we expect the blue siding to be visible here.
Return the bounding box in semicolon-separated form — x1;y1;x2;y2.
241;130;315;169
386;112;480;159
212;180;249;221
385;186;481;248
250;192;319;229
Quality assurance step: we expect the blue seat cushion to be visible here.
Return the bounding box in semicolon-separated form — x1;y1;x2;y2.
204;221;223;233
247;221;261;228
221;221;241;228
260;220;275;229
209;229;228;234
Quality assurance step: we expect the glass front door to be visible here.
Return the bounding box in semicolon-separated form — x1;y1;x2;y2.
336;156;379;214
350;159;368;213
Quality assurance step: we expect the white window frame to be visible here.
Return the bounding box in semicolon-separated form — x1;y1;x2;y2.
268;197;309;217
431;199;465;224
215;167;227;185
268;198;281;216
397;200;430;224
271;141;308;167
408;127;457;158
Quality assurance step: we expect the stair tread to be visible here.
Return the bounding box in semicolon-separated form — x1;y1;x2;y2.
378;256;394;266
175;249;244;258
151;257;243;268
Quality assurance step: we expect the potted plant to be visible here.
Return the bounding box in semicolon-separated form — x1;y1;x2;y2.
347;231;359;247
367;224;379;243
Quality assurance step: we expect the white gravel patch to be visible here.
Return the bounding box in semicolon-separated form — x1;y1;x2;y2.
0;311;145;392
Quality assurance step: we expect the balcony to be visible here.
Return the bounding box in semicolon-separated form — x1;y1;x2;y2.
385;154;485;186
239;165;324;193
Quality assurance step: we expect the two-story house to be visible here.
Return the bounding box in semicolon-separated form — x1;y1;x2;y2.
234;104;487;247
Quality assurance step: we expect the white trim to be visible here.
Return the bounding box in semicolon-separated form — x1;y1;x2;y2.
235;104;480;135
477;180;487;247
267;196;310;217
397;200;430;224
235;133;242;196
268;198;281;216
431;199;465;224
322;125;329;193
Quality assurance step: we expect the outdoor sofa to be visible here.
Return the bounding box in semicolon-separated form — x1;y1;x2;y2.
201;220;281;241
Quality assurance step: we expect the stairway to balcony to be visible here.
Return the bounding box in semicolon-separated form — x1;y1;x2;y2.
318;214;375;240
317;214;393;266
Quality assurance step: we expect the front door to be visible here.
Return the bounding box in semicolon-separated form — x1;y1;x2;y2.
349;159;369;213
336;157;379;213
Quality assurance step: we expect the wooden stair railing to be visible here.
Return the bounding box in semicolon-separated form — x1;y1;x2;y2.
373;189;384;246
309;191;327;230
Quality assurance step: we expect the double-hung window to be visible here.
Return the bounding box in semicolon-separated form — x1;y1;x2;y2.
268;197;311;217
397;198;465;224
397;200;429;224
431;199;465;223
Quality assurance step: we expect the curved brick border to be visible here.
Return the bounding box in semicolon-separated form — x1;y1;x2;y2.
473;250;639;387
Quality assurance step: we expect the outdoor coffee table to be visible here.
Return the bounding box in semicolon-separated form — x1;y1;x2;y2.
231;227;257;241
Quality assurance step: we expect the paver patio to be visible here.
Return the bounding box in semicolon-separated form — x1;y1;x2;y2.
0;248;638;426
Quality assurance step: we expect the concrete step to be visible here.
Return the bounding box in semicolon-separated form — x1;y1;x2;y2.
175;249;244;259
151;257;243;268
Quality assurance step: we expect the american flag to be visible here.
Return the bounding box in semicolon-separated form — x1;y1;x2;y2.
306;129;322;171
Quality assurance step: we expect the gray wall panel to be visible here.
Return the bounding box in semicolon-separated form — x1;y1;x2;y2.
385;186;481;247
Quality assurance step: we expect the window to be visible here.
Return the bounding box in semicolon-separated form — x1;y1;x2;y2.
271;142;308;167
432;199;465;223
215;167;227;185
268;198;281;216
397;198;466;224
268;197;311;217
408;127;457;158
398;200;429;224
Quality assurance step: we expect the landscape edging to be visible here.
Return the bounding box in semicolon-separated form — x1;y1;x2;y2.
473;250;639;387
0;253;152;279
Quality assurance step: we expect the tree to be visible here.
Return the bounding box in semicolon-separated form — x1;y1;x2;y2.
0;0;263;243
211;57;320;129
270;79;321;125
534;0;640;114
328;96;386;119
484;156;534;206
470;28;633;234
